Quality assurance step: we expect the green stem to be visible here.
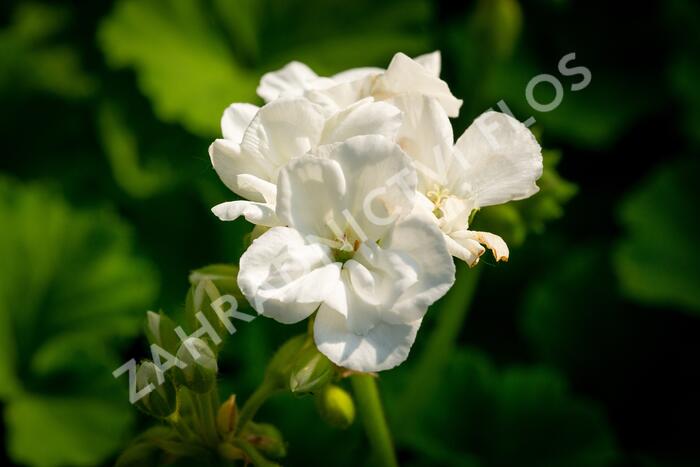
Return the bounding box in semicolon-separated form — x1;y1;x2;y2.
236;380;279;434
398;264;480;431
351;374;398;467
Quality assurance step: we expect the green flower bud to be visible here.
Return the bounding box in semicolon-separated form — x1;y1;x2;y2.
185;264;246;343
288;339;335;394
144;310;180;355
174;337;218;393
217;394;238;439
315;384;355;429
244;422;287;459
135;361;177;418
264;334;307;389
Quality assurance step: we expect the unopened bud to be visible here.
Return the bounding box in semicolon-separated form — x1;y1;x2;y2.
144;311;179;355
135;361;177;418
289;339;335;394
216;395;238;439
185;264;245;343
265;334;306;389
315;384;355;429
175;337;218;393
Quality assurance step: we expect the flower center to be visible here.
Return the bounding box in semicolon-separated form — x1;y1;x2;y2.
332;231;361;262
426;185;450;218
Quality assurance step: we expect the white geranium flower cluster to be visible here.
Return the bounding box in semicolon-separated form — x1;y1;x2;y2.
209;52;542;372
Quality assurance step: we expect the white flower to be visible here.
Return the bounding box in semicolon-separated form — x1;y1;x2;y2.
256;51;462;117
392;94;543;266
237;135;455;371
209;97;402;227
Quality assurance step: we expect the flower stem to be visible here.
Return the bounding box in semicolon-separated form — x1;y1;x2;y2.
236;380;279;433
351;373;398;467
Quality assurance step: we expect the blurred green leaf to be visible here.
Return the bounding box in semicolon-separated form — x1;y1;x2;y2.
0;177;159;466
99;0;259;136
665;0;700;146
391;350;618;467
614;159;700;313
97;101;178;198
6;395;133;467
99;0;431;137
0;3;95;98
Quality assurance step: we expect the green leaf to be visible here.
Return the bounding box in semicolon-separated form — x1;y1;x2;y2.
5;395;133;467
98;0;431;137
98;0;258;136
614;159;700;313
97;101;178;198
0;177;159;466
0;3;95;98
391;350;618;467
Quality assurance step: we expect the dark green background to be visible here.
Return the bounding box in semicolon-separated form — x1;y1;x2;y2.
1;0;698;466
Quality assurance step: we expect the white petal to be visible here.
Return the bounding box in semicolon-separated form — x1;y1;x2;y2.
257;61;319;102
211;200;281;227
332;67;383;83
323;242;421;335
221;103;258;142
382;215;455;322
240;98;326;181
413;51;441;77
473;231;509;262
237;174;277;205
317;135;417;241
391;94;454;191
438;196;474;234
305;76;375;112
452;111;543;207
374;52;462;117
276;156;347;239
445;231;485;267
209;139;270;202
238;227;341;323
320;98;402;144
325;266;381;335
314;306;422;372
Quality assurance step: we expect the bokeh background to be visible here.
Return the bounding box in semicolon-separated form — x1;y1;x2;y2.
1;0;699;466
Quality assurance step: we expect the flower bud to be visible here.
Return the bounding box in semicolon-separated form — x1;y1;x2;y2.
315;384;355;429
135;361;177;418
216;394;238;439
185;264;245;343
144;310;180;355
288;339;335;394
244;422;287;459
174;337;218;393
264;334;307;389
